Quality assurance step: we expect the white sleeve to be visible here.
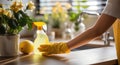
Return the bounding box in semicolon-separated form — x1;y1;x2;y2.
102;0;120;19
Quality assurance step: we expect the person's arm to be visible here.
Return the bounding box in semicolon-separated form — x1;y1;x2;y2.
38;14;117;55
67;14;117;50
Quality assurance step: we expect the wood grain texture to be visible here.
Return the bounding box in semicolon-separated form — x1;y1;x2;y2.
0;46;117;65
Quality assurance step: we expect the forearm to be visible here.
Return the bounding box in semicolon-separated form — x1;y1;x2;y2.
67;27;101;50
38;14;116;55
67;14;116;50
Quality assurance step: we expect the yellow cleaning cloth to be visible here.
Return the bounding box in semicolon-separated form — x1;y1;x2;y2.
38;42;70;56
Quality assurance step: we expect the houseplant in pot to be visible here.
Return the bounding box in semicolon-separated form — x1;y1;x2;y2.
50;2;69;38
68;0;88;37
0;0;35;57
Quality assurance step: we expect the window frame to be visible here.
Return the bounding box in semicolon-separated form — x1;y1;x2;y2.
35;0;107;15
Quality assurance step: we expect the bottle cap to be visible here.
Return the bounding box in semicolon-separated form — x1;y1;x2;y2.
33;22;46;30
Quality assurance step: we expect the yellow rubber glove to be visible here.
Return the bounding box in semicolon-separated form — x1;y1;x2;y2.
38;42;70;56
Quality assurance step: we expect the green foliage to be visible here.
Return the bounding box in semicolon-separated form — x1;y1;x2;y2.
0;0;35;35
68;0;88;22
68;11;80;22
0;10;33;35
74;21;80;31
68;0;88;32
0;24;6;34
51;19;60;28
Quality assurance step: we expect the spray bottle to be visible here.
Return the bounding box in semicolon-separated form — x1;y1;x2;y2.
33;22;49;54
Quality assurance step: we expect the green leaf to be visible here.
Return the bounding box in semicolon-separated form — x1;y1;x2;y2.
8;18;18;29
18;17;27;26
7;28;17;34
13;11;21;20
81;0;87;2
68;11;80;22
81;5;89;9
74;26;79;31
27;22;32;30
0;24;6;34
52;20;60;28
16;26;22;33
2;15;9;23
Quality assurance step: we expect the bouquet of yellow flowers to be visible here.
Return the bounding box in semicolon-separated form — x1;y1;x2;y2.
51;2;69;28
0;0;35;35
40;2;72;29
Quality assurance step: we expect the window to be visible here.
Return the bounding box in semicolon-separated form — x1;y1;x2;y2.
72;0;107;13
35;0;107;15
35;0;70;15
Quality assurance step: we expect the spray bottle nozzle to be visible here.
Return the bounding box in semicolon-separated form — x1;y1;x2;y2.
33;22;46;30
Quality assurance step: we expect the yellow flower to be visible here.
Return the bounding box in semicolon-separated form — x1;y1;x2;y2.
0;8;2;14
1;8;11;17
51;2;69;22
55;2;61;7
52;7;57;13
0;0;34;35
65;3;72;9
10;1;22;13
10;1;17;11
7;11;12;18
17;2;23;10
3;9;9;16
58;6;63;13
27;1;35;10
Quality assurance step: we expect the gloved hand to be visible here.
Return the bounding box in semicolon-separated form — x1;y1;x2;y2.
38;42;70;56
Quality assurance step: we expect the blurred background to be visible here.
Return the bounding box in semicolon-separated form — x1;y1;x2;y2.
1;0;114;41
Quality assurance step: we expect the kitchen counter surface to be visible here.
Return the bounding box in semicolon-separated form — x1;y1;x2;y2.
0;46;118;65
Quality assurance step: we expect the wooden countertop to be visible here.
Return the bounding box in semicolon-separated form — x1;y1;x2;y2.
0;46;118;65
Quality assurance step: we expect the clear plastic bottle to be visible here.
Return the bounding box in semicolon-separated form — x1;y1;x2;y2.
33;22;49;54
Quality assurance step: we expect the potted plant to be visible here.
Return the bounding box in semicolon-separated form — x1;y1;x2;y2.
67;0;88;37
0;0;35;57
68;0;88;31
40;2;69;38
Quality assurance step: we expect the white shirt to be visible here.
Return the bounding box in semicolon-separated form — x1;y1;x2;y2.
102;0;120;19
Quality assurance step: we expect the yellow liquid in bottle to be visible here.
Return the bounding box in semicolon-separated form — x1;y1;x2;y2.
34;30;49;54
113;19;120;65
